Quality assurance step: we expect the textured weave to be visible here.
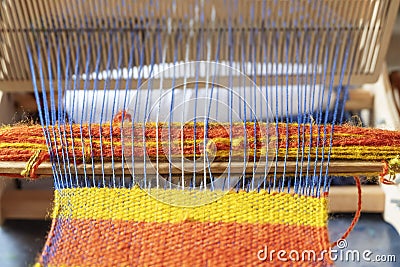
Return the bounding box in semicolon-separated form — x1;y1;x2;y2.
37;187;332;267
52;187;328;226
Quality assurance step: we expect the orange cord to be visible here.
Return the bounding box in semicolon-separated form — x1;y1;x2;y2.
29;150;48;178
331;175;362;248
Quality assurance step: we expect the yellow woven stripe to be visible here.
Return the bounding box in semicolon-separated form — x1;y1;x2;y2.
53;187;328;227
0;143;47;150
281;146;400;160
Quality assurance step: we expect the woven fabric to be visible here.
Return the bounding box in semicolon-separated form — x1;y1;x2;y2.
1;122;400;178
37;187;331;267
0;122;367;266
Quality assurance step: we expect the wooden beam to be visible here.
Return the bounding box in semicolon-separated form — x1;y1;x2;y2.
328;185;385;213
0;160;384;178
0;73;381;93
1;189;53;220
345;88;374;111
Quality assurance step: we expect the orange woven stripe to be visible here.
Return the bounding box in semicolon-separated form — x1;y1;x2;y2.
3;122;400;148
40;219;332;267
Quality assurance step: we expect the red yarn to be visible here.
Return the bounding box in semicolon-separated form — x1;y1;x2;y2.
331;176;362;248
113;110;132;123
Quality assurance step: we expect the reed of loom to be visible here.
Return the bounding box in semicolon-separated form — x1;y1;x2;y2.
1;0;400;266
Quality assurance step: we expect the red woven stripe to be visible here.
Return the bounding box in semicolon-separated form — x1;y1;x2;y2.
40;219;332;267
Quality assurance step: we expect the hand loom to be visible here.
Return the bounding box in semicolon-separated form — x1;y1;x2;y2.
0;0;400;266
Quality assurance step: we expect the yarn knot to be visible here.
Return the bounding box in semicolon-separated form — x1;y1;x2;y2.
380;156;400;185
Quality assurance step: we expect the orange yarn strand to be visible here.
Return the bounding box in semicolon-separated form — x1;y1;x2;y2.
331;176;362;248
